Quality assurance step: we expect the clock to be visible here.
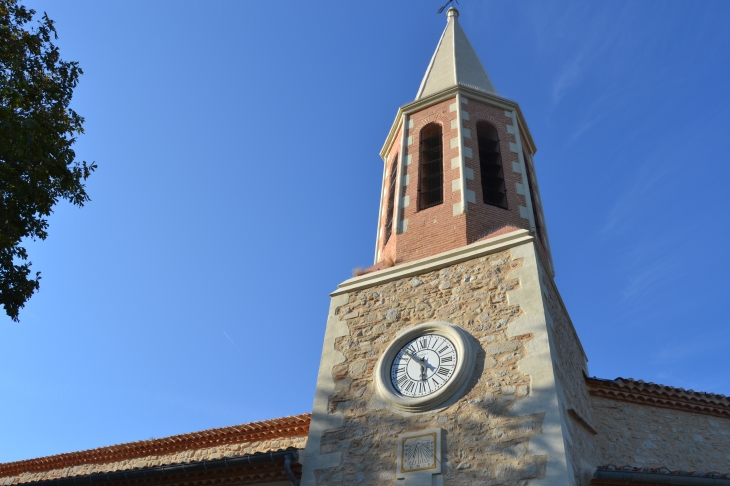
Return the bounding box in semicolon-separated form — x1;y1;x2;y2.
390;334;457;398
374;321;477;413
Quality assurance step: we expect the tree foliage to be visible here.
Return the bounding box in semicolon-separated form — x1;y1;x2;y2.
0;0;94;321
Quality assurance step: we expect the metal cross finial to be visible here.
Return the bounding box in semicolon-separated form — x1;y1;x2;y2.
437;0;459;14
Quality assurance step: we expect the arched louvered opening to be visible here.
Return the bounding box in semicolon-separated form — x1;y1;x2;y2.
418;123;443;210
477;121;508;209
384;155;398;245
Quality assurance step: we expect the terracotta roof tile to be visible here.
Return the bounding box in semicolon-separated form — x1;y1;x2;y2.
587;376;730;419
0;413;310;479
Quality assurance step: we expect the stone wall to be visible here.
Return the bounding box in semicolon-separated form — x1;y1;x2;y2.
591;396;730;472
0;436;307;486
317;248;550;485
539;270;600;484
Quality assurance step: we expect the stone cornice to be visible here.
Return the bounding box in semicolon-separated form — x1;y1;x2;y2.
333;229;533;296
0;414;310;478
379;85;536;161
587;377;730;419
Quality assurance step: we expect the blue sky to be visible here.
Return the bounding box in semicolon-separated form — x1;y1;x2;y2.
1;0;729;463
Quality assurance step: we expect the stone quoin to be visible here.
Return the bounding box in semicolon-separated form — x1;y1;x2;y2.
2;7;729;486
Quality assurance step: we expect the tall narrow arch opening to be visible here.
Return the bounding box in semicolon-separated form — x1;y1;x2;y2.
384;154;398;245
477;121;508;209
418;123;443;210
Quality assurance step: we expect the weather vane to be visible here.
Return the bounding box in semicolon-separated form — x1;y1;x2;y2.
437;0;459;14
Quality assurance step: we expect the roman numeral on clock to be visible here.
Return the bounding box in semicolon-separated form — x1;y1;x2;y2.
437;366;450;377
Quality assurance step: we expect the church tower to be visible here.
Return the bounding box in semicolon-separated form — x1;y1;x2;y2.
302;9;599;485
373;8;554;276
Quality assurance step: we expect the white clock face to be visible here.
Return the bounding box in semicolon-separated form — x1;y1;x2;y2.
390;334;458;398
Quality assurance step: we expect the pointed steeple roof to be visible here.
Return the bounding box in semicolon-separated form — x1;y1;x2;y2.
416;8;497;100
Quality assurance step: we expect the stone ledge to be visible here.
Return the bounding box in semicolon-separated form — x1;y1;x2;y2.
333;229;533;296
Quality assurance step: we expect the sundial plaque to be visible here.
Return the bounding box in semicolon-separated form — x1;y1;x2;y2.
396;429;442;480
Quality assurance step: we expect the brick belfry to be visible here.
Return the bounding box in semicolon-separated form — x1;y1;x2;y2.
301;8;599;486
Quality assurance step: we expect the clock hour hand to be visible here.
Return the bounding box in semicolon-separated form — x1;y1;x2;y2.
403;349;427;380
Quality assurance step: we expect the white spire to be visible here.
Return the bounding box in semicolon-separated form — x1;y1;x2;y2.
415;8;497;100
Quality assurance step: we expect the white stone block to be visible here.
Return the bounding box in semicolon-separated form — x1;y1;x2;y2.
449;102;457;112
462;128;471;139
463;147;472;158
506;124;516;135
407;119;414;128
512;161;521;173
406;154;412;165
401;195;410;208
451;156;460;169
403;174;410;186
407;136;413;146
464;167;474;180
451;119;458;129
452;202;462;216
519;205;529;219
516;182;525;195
466;190;476;203
451;179;461;192
462;111;470;120
509;142;519;153
450;137;459;149
399;219;409;233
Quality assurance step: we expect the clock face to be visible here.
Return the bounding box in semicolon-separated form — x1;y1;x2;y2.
390;334;458;398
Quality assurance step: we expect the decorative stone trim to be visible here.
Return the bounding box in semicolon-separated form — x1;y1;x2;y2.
505;111;535;228
394;115;409;235
587;377;730;419
450;94;470;216
300;294;350;486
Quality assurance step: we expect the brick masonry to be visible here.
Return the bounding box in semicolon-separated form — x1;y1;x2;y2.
376;92;552;275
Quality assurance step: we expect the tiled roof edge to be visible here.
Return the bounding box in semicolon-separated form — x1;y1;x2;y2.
597;464;730;480
12;449;302;486
0;413;311;479
586;377;730;419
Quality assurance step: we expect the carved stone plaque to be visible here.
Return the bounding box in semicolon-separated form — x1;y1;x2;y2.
396;429;442;479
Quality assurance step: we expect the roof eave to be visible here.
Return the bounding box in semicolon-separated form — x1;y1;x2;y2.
380;85;537;161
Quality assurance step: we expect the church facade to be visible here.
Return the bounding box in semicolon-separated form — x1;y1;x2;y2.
2;9;730;486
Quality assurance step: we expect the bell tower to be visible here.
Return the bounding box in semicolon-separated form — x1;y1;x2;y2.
375;8;554;276
302;9;599;486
